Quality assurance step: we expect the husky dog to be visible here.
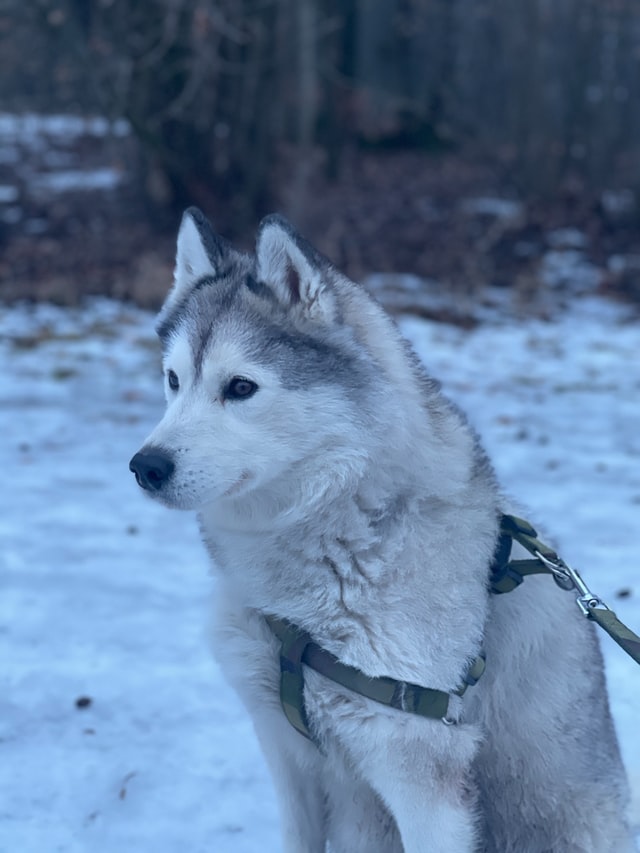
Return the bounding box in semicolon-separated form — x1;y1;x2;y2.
130;208;633;852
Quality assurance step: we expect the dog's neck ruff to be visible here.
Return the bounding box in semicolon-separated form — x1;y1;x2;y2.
265;615;486;742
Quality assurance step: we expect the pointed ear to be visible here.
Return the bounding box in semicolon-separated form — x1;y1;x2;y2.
158;207;228;324
175;206;220;284
256;215;338;323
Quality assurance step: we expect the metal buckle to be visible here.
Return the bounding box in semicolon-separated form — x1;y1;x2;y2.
534;551;609;616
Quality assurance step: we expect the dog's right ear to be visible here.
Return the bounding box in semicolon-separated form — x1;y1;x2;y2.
175;207;220;283
157;208;228;329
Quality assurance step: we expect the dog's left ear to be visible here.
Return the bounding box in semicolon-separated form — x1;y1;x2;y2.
256;215;338;323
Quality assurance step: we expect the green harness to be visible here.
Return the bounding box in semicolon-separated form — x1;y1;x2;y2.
267;514;640;742
266;614;486;740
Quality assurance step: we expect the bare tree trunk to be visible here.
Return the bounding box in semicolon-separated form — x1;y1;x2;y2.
290;0;318;225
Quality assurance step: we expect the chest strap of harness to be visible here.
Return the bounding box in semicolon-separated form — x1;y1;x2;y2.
265;614;486;741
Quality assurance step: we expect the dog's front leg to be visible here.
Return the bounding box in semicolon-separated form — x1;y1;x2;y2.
252;710;327;853
345;718;481;853
371;773;478;853
211;605;326;852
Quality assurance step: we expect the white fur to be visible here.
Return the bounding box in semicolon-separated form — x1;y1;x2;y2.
132;211;634;852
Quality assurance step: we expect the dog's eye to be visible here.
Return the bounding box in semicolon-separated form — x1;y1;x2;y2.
225;377;258;400
167;369;180;391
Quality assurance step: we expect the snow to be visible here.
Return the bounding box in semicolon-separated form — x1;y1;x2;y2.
0;186;19;204
547;227;589;250
0;113;130;217
31;168;123;194
1;295;639;852
460;196;524;221
540;247;602;291
0;113;130;142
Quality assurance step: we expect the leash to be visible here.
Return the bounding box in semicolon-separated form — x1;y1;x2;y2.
267;513;640;743
492;514;640;666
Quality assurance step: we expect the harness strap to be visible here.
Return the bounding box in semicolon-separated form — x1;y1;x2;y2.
490;515;560;593
266;615;485;741
492;514;640;666
275;619;313;739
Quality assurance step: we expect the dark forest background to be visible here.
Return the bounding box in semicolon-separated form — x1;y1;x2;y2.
1;0;640;310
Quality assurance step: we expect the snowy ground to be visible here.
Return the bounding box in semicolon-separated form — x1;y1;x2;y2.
1;295;639;852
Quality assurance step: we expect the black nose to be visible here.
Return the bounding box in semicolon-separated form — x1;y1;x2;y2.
129;449;175;492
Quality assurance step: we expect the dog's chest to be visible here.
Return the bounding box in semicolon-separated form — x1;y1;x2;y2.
200;500;409;613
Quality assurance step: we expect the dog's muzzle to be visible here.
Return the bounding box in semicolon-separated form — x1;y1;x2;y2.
129;448;175;492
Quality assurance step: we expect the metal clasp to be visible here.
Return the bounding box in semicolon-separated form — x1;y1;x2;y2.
534;551;609;616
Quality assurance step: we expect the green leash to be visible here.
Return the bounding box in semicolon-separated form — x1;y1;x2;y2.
492;514;640;666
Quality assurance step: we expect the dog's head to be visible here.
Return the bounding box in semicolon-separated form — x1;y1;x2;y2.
129;208;383;514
